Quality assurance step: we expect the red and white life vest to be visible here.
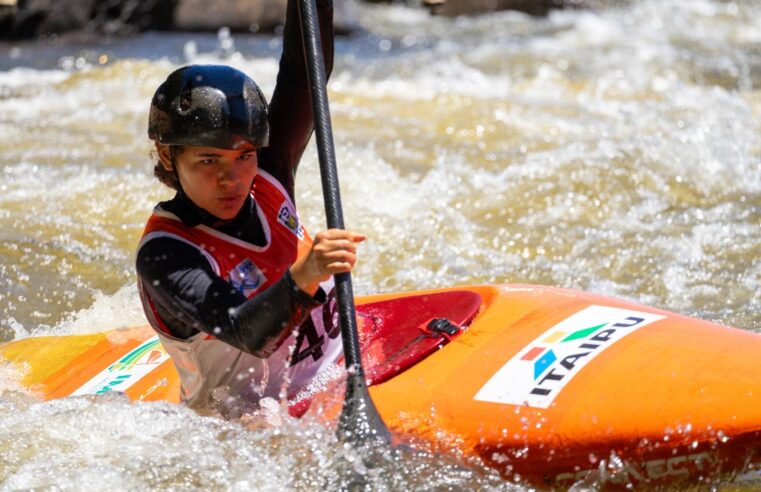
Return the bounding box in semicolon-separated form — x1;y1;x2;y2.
137;169;342;415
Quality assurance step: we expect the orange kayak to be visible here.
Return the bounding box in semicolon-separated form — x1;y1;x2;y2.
1;284;759;488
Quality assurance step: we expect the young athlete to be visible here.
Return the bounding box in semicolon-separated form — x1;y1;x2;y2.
135;0;360;418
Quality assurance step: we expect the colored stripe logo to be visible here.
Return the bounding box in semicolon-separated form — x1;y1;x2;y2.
109;338;163;372
521;323;608;381
71;336;171;397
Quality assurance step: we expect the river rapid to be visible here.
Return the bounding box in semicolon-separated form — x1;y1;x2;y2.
0;0;760;490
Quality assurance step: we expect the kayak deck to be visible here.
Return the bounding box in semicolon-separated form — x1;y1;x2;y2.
2;284;760;488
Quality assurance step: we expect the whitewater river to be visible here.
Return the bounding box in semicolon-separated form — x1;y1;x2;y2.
1;0;759;489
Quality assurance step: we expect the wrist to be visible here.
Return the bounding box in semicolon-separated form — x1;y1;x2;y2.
288;265;320;296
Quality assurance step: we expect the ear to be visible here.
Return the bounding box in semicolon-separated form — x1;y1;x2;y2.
156;142;173;172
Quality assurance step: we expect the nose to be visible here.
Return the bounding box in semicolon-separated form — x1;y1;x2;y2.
217;162;238;187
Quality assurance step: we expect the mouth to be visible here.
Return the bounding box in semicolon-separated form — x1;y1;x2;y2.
218;194;243;206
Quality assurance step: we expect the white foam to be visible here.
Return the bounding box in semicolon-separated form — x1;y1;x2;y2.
0;67;69;89
0;360;31;397
53;283;148;336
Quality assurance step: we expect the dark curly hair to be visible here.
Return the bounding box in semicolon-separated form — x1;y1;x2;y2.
153;145;186;190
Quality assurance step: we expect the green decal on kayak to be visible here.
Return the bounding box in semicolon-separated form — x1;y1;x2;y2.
71;336;170;396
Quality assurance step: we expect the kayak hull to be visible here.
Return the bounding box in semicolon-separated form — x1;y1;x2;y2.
2;284;760;488
362;285;761;487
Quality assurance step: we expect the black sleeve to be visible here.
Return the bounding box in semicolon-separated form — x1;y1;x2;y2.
136;237;325;357
258;0;334;200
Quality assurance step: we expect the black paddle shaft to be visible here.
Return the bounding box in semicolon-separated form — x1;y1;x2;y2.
296;0;391;444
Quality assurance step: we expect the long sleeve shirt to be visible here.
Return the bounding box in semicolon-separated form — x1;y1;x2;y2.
136;0;334;357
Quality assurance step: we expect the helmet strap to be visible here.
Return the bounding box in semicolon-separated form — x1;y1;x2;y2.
155;142;184;192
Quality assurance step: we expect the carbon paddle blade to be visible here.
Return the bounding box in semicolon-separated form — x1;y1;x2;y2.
337;374;392;447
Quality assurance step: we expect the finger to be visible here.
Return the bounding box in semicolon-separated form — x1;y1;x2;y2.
349;233;366;243
324;261;354;273
322;229;367;242
315;238;360;255
319;250;357;266
320;229;348;239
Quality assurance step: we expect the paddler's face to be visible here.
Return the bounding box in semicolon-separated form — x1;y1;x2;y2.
158;143;258;220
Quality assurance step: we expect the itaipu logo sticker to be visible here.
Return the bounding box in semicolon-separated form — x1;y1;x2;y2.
71;336;170;396
229;258;267;297
474;305;665;408
277;202;304;240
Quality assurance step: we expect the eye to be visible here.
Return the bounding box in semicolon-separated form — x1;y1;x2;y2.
199;158;217;166
238;153;256;162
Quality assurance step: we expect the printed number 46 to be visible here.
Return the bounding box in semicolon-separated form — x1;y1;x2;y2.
291;288;340;365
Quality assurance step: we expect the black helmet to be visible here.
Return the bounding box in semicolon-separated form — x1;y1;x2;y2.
148;65;269;149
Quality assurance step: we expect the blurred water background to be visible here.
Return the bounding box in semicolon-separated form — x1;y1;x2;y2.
0;0;759;489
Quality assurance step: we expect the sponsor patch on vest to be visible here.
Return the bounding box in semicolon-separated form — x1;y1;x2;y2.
474;305;665;408
229;258;267;297
277;202;304;239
